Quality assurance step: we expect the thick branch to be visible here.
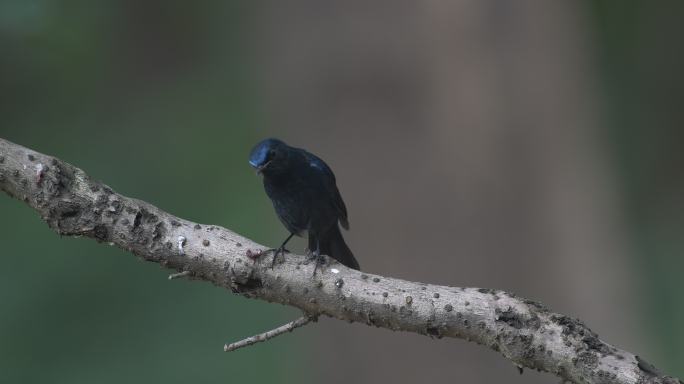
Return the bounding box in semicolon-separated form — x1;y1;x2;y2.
0;138;679;384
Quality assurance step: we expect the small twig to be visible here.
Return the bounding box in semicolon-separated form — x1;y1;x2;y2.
224;315;315;352
168;270;191;280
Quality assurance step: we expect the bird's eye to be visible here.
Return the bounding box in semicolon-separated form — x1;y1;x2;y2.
268;149;276;158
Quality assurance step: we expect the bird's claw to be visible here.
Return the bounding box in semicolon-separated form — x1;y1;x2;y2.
306;249;326;276
268;247;290;268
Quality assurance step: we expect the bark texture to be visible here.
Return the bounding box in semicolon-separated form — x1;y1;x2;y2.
0;137;679;384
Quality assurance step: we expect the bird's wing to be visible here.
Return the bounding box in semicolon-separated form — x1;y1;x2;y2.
303;151;349;229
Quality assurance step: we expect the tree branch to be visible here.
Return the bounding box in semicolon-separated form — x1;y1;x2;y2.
0;137;679;384
224;315;315;352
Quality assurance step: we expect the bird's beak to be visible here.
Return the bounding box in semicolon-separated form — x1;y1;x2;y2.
254;160;271;175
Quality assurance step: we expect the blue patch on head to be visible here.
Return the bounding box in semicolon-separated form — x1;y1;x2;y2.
248;138;284;168
249;145;269;167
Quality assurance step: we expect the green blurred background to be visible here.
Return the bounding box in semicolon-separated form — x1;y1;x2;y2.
1;1;682;383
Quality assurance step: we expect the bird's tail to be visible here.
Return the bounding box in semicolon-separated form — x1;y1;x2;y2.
313;225;360;270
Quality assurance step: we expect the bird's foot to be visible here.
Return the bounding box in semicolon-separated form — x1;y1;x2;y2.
267;246;290;268
306;250;327;276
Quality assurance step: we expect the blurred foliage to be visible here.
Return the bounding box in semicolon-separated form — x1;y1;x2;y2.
0;1;305;383
590;0;684;377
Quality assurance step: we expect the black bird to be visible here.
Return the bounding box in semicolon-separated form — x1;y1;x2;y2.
249;138;360;271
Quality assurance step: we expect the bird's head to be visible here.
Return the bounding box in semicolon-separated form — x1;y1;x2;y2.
249;138;288;175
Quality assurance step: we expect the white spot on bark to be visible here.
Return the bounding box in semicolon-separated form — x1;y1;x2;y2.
178;236;186;255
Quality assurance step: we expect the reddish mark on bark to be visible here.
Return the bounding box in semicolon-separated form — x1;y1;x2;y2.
35;164;45;185
246;249;263;261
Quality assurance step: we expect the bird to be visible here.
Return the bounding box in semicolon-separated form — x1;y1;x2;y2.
249;138;360;271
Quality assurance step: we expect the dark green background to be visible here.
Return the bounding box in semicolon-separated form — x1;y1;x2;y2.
592;0;684;374
1;2;307;383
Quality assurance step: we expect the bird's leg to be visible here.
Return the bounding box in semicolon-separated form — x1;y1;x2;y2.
270;233;294;268
312;239;322;276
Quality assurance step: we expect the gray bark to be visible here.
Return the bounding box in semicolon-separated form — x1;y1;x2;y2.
0;137;679;384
